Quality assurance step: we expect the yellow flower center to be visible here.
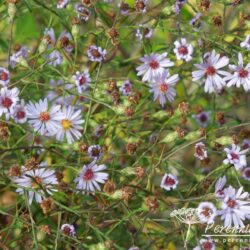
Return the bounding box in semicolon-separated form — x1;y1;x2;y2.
61;119;72;130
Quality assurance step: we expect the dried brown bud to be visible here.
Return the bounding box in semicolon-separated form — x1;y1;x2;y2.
39;225;51;235
107;80;118;93
128;91;141;104
124;107;135;117
40;198;54;214
56;171;64;182
192;105;203;114
120;2;130;13
60;36;70;48
232;0;243;6
122;186;133;202
201;157;211;166
175;127;185;139
166;107;174;117
232;134;239;145
240;128;250;139
199;127;206;137
25;157;39;170
79;142;88;153
103;180;116;194
135;166;145;178
0;124;10;141
200;0;211;11
201;178;213;190
126;142;139;155
107;28;119;39
212;15;222;26
8;164;22;178
178;102;189;114
82;0;91;6
112;91;120;105
71;17;81;25
145;196;159;212
213;142;223;151
216;112;225;125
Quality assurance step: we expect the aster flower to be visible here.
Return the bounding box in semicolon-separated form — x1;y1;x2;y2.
242;167;250;181
197;202;217;224
193;110;211;127
149;71;179;107
223;144;248;170
26;98;63;136
135;0;147;13
193;238;215;250
174;0;187;14
0;67;10;86
0;87;19;119
217;186;250;228
75;3;91;21
74;162;109;193
11;99;27;124
88;145;102;160
135;25;153;41
48;50;63;67
136;53;174;83
44;28;56;47
240;35;250;51
119;2;130;15
56;106;84;144
192;50;229;93
57;0;69;9
87;45;106;62
190;13;203;30
242;139;250;150
160;173;178;191
58;31;73;54
173;38;193;62
194;142;207;160
224;53;250;91
215;176;227;199
14;167;58;204
119;80;133;96
61;224;76;236
10;47;29;68
73;70;91;93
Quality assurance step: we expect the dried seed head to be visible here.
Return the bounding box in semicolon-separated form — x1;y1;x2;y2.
167;107;175;117
39;225;51;235
240;128;250;139
213;142;223;151
200;0;211;11
201;178;213;190
124;107;135;117
128;91;141;104
8;164;22;178
40;198;54;214
107;11;116;21
178;102;189;114
103;180;116;194
112;91;120;105
135;166;145;178
25;157;39;170
82;0;92;6
145;196;159;212
199;128;206;137
232;0;243;6
126;142;139;155
56;171;64;182
232;135;239;145
79;142;88;153
122;186;133;202
193;105;203;114
216;112;225;125
0;125;10;141
60;36;70;48
14;44;22;52
107;28;119;39
71;17;81;25
212;15;222;26
175;127;185;139
107;80;118;93
120;2;130;13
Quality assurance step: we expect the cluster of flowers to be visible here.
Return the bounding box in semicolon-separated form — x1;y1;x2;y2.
136;37;250;107
12;145;108;204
